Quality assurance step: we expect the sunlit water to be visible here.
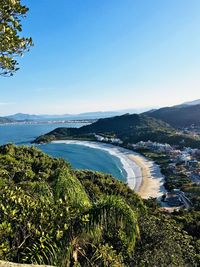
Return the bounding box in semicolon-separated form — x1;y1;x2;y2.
0;123;126;181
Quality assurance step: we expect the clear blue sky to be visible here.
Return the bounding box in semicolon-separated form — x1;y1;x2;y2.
0;0;200;115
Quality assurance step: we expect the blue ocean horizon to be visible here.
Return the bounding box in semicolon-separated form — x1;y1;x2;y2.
0;123;126;181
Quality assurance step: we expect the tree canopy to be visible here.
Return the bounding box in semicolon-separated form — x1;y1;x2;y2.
0;144;199;266
0;0;33;76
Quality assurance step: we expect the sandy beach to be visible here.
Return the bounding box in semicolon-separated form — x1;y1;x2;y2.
128;154;166;199
52;140;166;199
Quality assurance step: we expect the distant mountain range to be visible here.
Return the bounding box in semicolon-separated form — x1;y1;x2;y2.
182;99;200;106
4;112;122;121
34;113;200;148
144;103;200;128
3;108;151;121
4;113;44;121
1;99;200;129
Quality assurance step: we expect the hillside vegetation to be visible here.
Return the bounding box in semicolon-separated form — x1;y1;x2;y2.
0;144;199;266
144;104;200;128
34;114;200;148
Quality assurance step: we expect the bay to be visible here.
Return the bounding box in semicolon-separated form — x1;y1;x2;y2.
0;123;126;181
0;123;85;145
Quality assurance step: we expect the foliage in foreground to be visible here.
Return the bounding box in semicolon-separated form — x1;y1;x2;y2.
0;144;199;266
0;0;33;76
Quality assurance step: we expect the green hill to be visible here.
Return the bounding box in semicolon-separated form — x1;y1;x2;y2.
0;144;199;266
144;104;200;128
34;113;200;148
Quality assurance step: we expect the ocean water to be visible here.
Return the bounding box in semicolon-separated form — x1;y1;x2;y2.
0;123;85;145
38;143;126;180
0;123;126;181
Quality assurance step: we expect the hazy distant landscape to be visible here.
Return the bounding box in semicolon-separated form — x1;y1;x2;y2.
1;99;200;128
0;107;153;123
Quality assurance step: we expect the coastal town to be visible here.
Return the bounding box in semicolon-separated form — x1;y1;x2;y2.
0;119;96;125
182;125;200;136
94;134;200;210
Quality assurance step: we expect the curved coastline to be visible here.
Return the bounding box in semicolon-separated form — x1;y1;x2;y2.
51;140;166;199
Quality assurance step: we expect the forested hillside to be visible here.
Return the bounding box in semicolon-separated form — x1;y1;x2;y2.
0;144;199;266
144;104;200;128
34;114;200;148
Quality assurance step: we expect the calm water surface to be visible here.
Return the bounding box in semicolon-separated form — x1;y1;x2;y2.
0;123;126;181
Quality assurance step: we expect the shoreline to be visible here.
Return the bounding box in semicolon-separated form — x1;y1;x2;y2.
51;140;166;199
128;154;166;199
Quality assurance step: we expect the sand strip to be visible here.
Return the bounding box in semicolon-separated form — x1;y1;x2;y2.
52;140;166;199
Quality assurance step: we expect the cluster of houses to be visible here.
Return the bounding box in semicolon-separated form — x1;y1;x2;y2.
182;125;200;137
132;140;200;208
166;148;200;185
94;134;123;145
94;138;200;185
162;189;184;207
132;140;200;185
162;189;192;209
93;136;199;209
132;141;173;153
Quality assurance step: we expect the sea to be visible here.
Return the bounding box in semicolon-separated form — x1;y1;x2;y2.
0;123;126;181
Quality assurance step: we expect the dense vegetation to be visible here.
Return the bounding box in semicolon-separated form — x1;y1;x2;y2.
0;0;33;76
0;144;199;266
34;113;200;148
144;104;200;128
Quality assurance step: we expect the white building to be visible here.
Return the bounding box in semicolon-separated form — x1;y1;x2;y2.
94;134;123;144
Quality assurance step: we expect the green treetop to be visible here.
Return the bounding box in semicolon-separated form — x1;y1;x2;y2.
0;0;33;76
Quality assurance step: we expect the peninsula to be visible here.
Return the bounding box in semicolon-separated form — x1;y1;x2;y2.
34;113;200;148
